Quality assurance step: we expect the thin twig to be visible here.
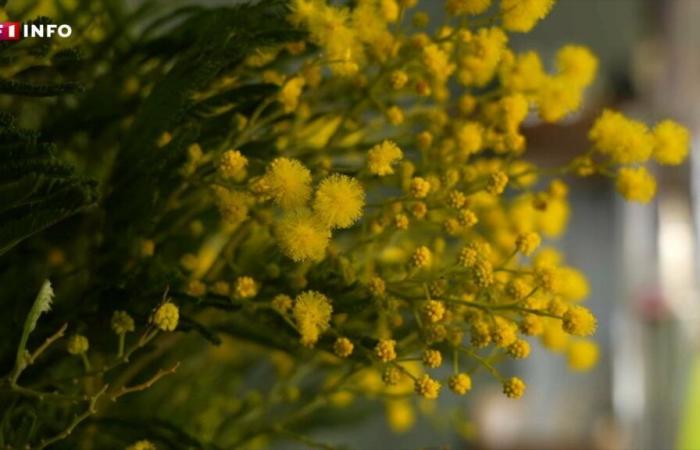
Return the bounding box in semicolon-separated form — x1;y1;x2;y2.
109;362;180;401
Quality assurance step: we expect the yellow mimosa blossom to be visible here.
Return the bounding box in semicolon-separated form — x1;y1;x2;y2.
501;0;555;32
652;119;690;165
367;140;403;175
502;376;526;398
562;306;597;336
67;335;89;355
457;27;508;87
375;339;397;362
334;337;354;358
262;158;312;209
555;45;598;88
422;349;442;368
313;174;365;229
615;167;657;203
414;374;441;399
293;291;333;347
589;109;654;164
218;150;248;180
276;209;331;262
566;340;600;371
154;302;179;331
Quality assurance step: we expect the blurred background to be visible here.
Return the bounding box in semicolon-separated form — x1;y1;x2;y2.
318;1;700;449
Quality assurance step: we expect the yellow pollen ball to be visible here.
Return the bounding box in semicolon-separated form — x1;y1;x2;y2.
615;167;657;203
502;376;526;398
562;306;597;337
313;174;365;229
448;373;472;395
367;140;403;176
276;209;331;262
264;157;312;209
334;337;354;358
375;339;397;362
415;374;441;399
293;291;332;347
154;302;179;331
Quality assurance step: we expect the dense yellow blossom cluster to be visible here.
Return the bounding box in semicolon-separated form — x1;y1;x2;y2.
151;0;691;436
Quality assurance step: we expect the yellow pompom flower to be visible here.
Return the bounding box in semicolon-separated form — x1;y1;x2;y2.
235;276;258;298
507;339;531;359
541;319;569;351
520;314;544;336
473;259;494;288
422;300;446;323
381;0;400;22
500;51;545;95
212;186;252;225
615;167;657;203
272;294;293;313
507;278;529;300
276;209;331;262
534;264;560;293
185;279;206;297
334;337;354;358
562;305;597;336
126;440;156;450
367;140;403;176
67;334;89;355
154;302;179;331
555;45;598;88
409;177;431;199
390;70;408;89
589;109;654;164
516;231;541;256
375;339;397;362
566;340;600;371
537;76;582;123
652;119;690;165
558;267;590;302
414;374;441;399
422;349;442;368
382;366;403;385
416;131;433;150
386;105;404;125
491;317;518;347
411;245;433;269
499;93;529;133
500;0;555;33
313;174;365;229
486;171;508;195
422;43;455;81
448;373;472;395
446;0;491;15
293;291;333;347
263;158;312;209
111;311;135;335
457;27;508;87
502;376;526;399
395;213;409;230
279;76;305;112
457;209;477;227
457;121;484;155
218;150;248;180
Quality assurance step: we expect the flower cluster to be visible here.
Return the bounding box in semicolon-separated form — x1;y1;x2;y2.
31;0;689;446
160;0;691;422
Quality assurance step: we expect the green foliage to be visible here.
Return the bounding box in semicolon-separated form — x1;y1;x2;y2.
0;1;322;449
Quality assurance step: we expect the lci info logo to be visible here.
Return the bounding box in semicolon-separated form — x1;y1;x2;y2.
0;22;72;41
